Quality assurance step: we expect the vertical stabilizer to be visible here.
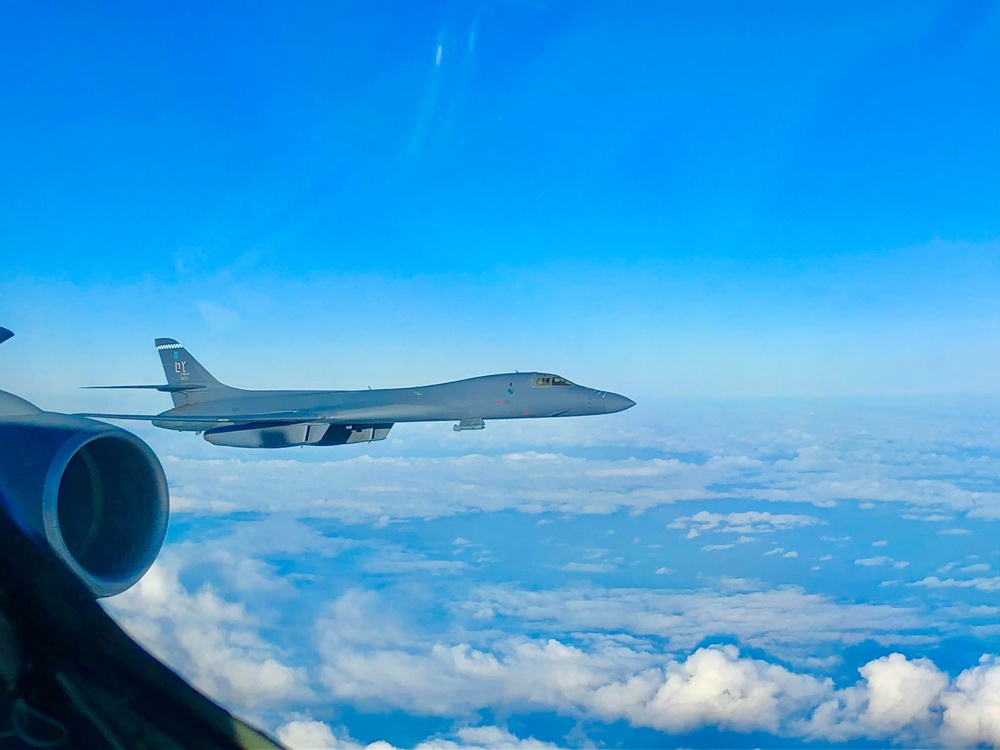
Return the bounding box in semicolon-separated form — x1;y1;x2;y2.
154;339;233;406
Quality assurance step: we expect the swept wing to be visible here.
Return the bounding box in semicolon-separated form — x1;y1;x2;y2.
75;412;311;424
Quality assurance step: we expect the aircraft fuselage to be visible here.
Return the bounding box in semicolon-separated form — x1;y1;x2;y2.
151;372;634;432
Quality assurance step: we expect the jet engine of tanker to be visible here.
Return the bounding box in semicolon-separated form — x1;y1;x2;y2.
0;330;168;598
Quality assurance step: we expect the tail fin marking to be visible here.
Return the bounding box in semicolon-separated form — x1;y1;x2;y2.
154;338;233;406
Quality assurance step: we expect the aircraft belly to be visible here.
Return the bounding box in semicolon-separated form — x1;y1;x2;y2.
203;423;319;448
203;422;393;448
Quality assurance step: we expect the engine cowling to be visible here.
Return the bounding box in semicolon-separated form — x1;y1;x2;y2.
0;391;169;598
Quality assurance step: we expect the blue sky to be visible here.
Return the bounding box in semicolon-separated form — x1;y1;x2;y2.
3;0;1000;398
4;1;1000;748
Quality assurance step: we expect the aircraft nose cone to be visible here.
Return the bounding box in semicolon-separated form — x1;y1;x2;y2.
605;393;636;413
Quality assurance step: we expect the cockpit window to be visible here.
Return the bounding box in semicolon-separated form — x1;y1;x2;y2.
534;375;573;387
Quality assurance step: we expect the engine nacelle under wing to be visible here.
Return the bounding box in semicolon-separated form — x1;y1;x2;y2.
0;391;169;598
203;422;393;448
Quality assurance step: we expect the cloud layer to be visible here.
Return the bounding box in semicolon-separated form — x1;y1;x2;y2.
314;590;1000;747
97;399;1000;748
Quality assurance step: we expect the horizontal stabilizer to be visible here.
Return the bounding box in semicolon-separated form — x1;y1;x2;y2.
0;328;12;345
81;384;208;393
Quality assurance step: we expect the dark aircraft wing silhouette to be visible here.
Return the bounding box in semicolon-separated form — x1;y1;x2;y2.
76;411;313;423
0;327;284;749
0;497;284;749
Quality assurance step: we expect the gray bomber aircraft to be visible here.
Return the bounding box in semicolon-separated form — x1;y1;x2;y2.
79;339;635;448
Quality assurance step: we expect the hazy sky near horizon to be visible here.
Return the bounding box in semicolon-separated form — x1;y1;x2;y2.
2;0;1000;398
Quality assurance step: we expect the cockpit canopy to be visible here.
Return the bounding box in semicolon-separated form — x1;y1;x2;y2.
534;375;573;387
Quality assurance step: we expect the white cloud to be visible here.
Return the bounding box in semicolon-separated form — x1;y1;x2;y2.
589;645;830;735
317;604;827;733
961;563;991;573
559;562;616;573
585;459;684;478
364;546;467;575
277;720;344;750
415;725;563;749
312;592;1000;746
970;606;1000;616
275;723;565;750
854;556;910;570
859;654;948;734
459;584;925;664
911;576;1000;592
669;510;822;537
903;513;953;522
105;554;310;711
801;653;1000;746
161;452;721;521
940;656;1000;747
802;653;948;743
